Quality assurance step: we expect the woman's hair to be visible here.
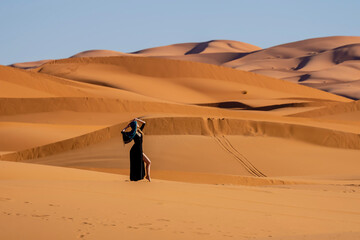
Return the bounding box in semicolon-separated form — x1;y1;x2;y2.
121;120;138;144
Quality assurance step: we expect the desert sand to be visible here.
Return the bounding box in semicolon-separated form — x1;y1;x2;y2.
12;36;360;99
131;37;360;100
2;37;360;239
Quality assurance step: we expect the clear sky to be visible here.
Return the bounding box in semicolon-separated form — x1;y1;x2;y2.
0;0;359;65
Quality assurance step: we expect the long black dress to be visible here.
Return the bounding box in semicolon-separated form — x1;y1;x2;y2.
129;123;145;181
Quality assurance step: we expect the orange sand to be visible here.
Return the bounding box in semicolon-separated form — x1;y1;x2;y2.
2;38;360;239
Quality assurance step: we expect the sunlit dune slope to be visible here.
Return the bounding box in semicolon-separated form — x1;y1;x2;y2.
70;49;130;58
36;55;349;104
2;116;360;182
290;99;360;119
0;65;94;98
0;64;168;101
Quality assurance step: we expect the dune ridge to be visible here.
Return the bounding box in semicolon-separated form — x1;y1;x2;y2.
2;116;360;164
133;40;261;55
9;59;52;69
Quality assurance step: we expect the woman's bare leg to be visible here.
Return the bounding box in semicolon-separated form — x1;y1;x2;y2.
142;153;151;182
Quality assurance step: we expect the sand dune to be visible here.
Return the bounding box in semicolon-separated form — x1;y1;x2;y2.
133;40;261;56
10;36;360;99
10;59;52;69
70;49;130;58
132;36;360;100
2;38;360;239
101;36;360;100
36;55;349;103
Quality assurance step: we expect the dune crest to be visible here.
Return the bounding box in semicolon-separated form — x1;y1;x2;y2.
70;49;129;58
10;59;52;69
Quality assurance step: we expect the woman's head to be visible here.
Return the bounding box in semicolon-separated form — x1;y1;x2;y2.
121;120;138;144
129;120;137;130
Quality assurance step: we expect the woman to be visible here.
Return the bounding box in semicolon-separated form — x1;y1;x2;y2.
121;118;151;182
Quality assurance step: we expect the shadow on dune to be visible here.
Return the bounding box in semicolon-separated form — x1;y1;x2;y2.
185;41;210;55
196;101;312;111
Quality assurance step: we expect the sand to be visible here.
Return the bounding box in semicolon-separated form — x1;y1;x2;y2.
11;37;360;99
1;160;360;240
2;38;360;239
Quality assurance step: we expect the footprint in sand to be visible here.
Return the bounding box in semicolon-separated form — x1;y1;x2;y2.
49;203;60;207
0;197;11;201
148;227;162;231
102;223;117;227
194;231;210;235
138;223;152;226
157;218;170;222
127;226;139;229
222;234;233;238
82;221;93;226
78;232;90;239
61;216;74;221
32;214;50;218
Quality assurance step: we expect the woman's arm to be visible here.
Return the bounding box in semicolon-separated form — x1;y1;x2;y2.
136;118;146;131
135;118;145;124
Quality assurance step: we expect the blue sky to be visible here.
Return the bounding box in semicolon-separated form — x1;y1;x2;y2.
0;0;359;65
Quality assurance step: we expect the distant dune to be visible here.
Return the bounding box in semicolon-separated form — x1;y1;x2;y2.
70;49;130;58
10;59;52;69
133;39;261;55
131;37;360;100
11;36;360;100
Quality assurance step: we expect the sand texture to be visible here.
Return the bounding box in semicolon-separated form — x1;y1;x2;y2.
2;38;360;239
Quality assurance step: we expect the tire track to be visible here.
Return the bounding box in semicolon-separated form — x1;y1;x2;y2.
214;135;266;177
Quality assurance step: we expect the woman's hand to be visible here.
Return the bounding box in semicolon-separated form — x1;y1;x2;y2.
135;118;145;123
122;122;132;132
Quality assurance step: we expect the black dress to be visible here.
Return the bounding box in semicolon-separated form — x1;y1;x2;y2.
129;123;145;181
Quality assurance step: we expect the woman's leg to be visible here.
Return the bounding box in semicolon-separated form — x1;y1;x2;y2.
142;153;151;181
